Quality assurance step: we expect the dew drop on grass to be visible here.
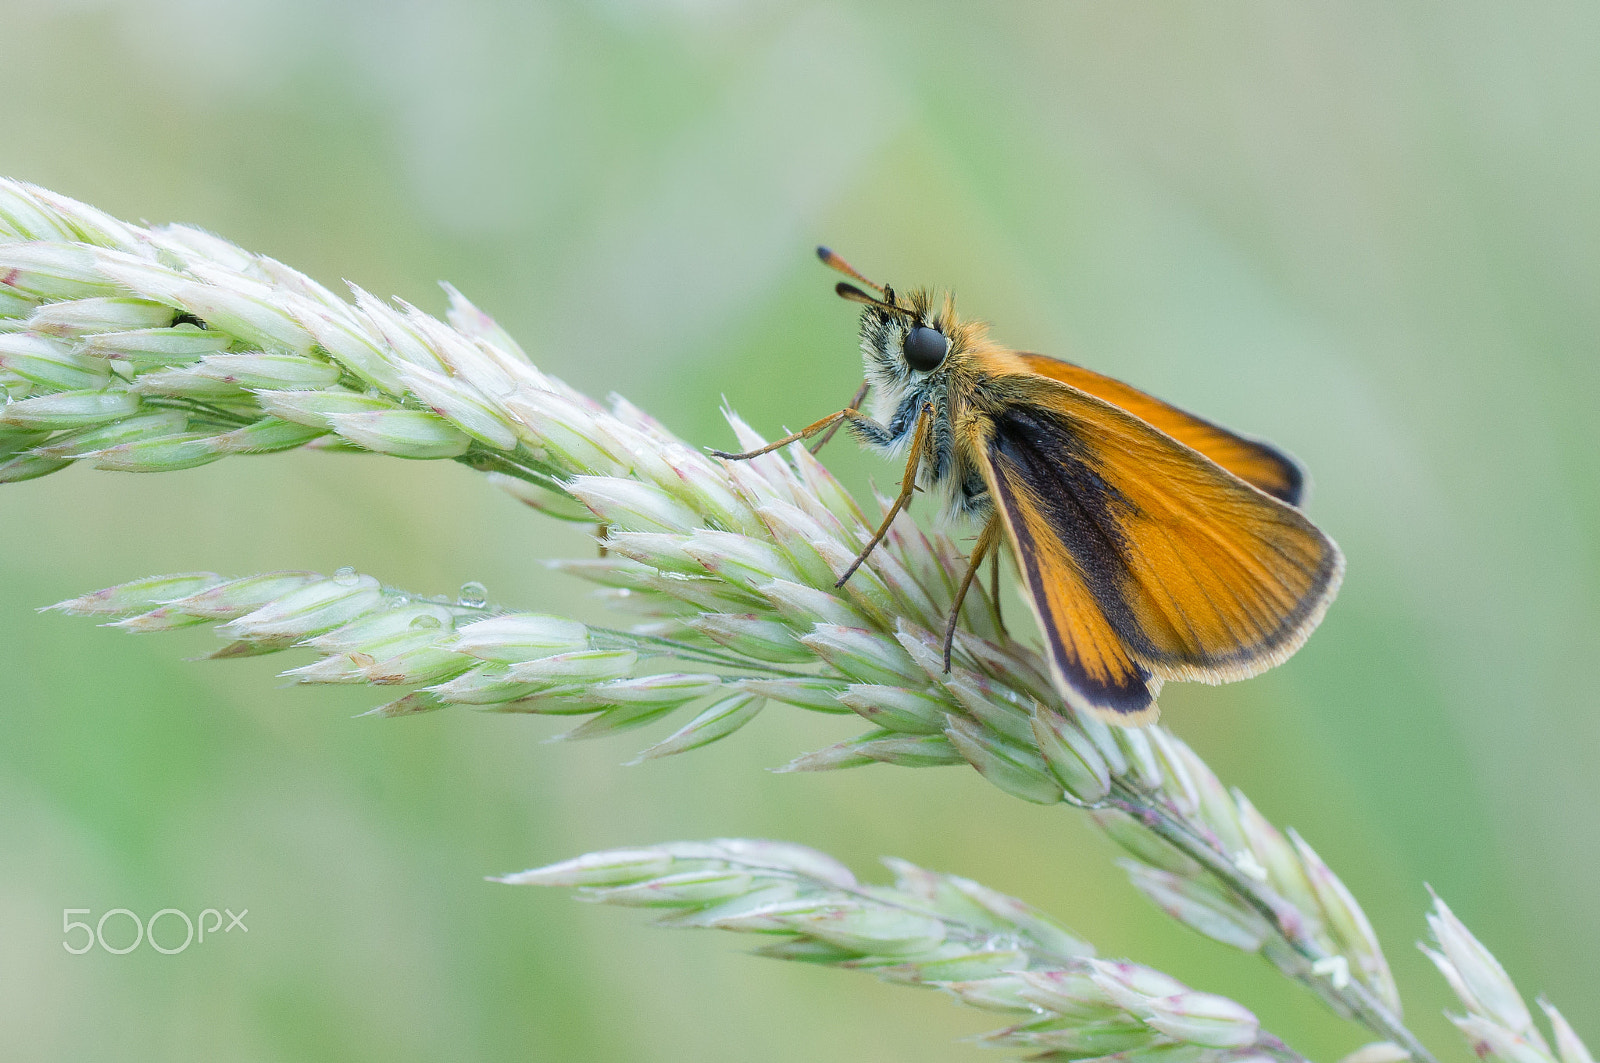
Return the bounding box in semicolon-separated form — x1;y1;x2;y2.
410;614;443;630
456;580;487;608
332;565;358;585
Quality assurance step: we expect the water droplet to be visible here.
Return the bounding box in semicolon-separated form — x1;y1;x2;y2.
456;580;487;608
332;565;358;585
410;614;443;630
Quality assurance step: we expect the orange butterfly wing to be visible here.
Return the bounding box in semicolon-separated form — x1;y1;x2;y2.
1015;352;1306;506
970;377;1342;723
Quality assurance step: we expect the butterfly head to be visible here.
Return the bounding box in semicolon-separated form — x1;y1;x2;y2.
815;247;987;391
854;286;957;383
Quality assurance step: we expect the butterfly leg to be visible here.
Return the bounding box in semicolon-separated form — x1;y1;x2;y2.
943;515;1003;671
708;404;877;461
835;402;934;588
809;379;870;455
989;545;1006;637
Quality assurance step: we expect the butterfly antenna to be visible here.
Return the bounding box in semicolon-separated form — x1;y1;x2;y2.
817;246;887;294
834;282;914;317
834;282;882;306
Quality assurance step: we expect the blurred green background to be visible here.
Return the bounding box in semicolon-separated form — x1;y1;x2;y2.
2;2;1596;1060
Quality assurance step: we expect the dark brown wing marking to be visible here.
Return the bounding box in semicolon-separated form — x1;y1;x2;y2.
973;379;1342;720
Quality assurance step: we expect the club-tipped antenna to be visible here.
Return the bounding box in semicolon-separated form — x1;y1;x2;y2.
834;281;879;306
834;281;913;316
817;246;886;294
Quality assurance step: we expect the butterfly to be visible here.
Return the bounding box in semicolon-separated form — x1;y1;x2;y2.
712;248;1343;725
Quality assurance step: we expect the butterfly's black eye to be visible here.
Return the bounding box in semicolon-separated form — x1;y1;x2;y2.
903;326;948;372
